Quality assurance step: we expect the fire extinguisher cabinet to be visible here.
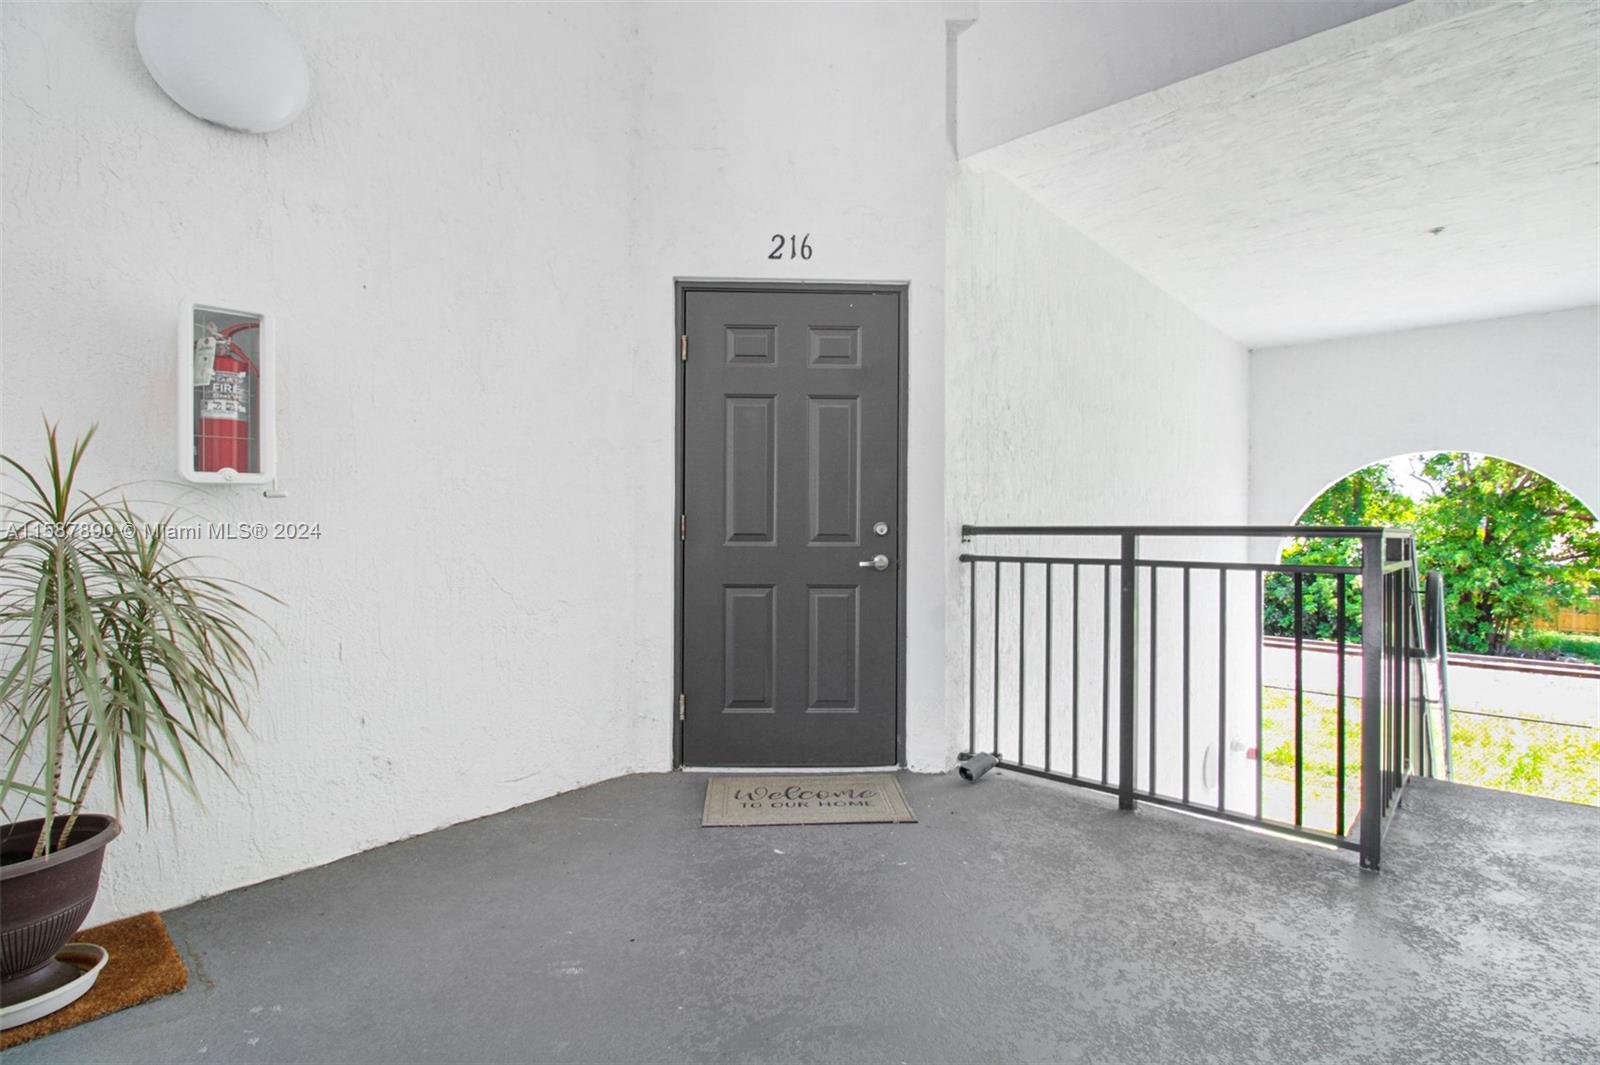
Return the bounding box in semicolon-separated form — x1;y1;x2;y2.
177;302;276;484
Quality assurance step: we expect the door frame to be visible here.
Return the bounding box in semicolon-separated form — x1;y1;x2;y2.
673;279;910;768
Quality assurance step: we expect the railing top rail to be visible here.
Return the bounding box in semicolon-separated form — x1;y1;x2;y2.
961;524;1415;539
957;552;1361;576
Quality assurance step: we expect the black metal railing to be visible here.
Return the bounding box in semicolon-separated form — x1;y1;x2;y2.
959;525;1431;870
1423;569;1454;779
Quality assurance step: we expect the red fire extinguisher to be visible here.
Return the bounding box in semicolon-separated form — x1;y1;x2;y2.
195;321;259;474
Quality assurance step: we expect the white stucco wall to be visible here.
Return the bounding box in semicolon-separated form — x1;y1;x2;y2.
945;168;1252;783
2;1;963;921
624;1;955;772
1249;307;1600;525
2;2;646;923
947;169;1250;528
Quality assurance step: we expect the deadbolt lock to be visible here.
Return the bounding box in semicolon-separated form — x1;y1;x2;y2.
873;521;889;536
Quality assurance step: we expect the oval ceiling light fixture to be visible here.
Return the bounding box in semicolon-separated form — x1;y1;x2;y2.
135;1;310;134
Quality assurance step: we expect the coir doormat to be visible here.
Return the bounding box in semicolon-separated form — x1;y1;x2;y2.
0;912;188;1049
702;774;917;827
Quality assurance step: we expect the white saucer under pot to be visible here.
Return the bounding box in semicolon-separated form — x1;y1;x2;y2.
0;944;109;1031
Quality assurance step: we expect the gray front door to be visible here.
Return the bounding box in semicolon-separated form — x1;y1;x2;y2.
681;287;902;766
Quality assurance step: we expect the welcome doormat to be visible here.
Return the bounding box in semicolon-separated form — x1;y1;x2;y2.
0;911;187;1049
702;774;917;827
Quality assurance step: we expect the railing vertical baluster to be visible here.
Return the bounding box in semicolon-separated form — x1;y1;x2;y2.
1102;563;1111;786
1072;563;1080;780
1401;572;1408;778
1393;571;1403;790
1182;566;1191;805
1408;569;1420;777
1401;573;1411;775
1400;570;1407;783
1218;572;1228;815
993;561;1002;756
1376;569;1388;799
1429;570;1454;781
1254;569;1263;823
1148;565;1159;796
1394;572;1402;794
1384;572;1393;806
1293;571;1304;828
1407;541;1417;775
1335;572;1347;836
1019;563;1027;766
968;558;976;753
1118;535;1138;811
1360;533;1385;871
1044;564;1053;774
1411;566;1420;780
1389;572;1399;799
1395;572;1408;780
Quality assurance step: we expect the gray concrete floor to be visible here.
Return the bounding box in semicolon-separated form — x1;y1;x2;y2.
9;771;1598;1064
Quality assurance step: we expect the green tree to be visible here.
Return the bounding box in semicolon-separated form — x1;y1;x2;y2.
1413;454;1600;654
1269;454;1600;656
1299;463;1417;533
1265;464;1414;640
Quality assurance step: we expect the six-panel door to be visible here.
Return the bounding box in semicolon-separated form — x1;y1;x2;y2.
682;289;901;766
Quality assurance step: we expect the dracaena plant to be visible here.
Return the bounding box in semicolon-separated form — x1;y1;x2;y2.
1;423;267;858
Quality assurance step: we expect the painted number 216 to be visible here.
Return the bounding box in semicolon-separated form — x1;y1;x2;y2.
769;233;813;260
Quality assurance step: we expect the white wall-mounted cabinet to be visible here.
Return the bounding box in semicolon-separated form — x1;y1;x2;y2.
176;302;276;484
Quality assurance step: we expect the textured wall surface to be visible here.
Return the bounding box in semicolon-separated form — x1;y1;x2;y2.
945;169;1252;779
947;170;1250;528
625;2;955;772
969;1;1600;346
1;1;963;920
1250;306;1600;525
2;1;643;922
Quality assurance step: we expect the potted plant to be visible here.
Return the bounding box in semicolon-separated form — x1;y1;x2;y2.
1;424;265;1018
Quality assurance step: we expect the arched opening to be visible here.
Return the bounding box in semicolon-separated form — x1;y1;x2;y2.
1272;451;1599;806
1282;452;1599;659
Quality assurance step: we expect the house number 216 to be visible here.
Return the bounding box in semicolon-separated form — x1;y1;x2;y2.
769;233;813;260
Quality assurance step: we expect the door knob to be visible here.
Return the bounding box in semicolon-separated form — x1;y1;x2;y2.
859;554;891;571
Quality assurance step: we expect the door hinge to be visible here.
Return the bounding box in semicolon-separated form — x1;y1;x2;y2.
680;513;686;541
680;334;687;362
678;693;686;721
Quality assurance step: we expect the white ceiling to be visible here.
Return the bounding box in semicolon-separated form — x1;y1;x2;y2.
955;0;1404;157
967;0;1600;349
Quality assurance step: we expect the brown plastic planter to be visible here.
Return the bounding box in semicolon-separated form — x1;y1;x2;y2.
0;815;119;1007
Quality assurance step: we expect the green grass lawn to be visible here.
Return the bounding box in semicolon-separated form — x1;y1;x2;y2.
1447;711;1600;805
1258;688;1361;836
1509;630;1600;665
1255;688;1598;830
